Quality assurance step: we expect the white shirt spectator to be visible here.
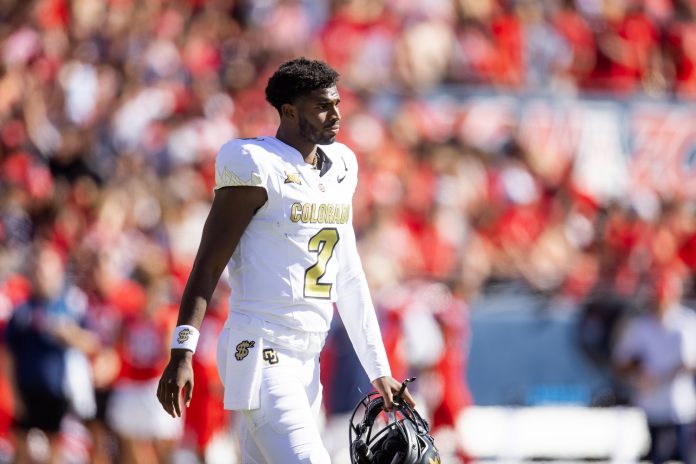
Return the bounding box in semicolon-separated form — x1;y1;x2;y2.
613;303;696;425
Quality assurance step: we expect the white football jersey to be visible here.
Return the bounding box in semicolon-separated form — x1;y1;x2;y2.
214;136;359;334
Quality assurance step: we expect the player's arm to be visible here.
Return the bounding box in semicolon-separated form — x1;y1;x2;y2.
334;224;415;411
157;185;267;418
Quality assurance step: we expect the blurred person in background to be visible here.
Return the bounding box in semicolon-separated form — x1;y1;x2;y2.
378;279;473;463
551;0;597;92
74;249;124;464
0;273;31;463
5;242;99;464
613;271;696;464
664;0;696;96
157;57;412;463
107;277;181;464
585;0;663;93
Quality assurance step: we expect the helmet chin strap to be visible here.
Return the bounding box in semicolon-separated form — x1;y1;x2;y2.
354;439;374;463
389;451;406;464
362;376;418;433
390;377;415;425
392;376;416;409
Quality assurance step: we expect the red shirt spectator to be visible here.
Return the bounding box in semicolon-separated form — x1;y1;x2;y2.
552;1;596;84
491;11;524;88
664;4;696;96
588;7;659;92
116;307;173;383
451;20;502;84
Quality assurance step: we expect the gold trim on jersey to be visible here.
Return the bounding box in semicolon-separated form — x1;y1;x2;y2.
290;203;350;224
215;166;263;188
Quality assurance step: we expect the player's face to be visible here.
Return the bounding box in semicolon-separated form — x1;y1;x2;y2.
295;86;341;145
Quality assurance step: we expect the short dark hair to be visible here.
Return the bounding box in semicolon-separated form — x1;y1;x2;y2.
265;57;339;113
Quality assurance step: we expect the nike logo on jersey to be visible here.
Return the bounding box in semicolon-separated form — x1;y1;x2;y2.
337;157;348;183
284;171;302;185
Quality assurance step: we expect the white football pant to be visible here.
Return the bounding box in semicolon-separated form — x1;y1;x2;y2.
220;338;330;463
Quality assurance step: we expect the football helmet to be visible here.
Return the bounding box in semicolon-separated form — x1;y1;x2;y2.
349;378;440;464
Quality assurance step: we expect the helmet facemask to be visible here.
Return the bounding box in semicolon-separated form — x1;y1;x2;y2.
349;380;440;464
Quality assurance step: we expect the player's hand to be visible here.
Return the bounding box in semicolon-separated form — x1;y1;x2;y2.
157;349;194;418
371;376;416;412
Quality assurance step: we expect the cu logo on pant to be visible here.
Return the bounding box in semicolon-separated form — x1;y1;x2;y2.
263;348;279;365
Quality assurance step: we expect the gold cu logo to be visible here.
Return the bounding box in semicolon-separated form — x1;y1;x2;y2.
428;457;440;464
235;340;255;361
263;348;279;365
284;171;302;185
177;328;191;344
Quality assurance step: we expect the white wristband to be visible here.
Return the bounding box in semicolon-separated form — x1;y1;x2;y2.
171;325;200;353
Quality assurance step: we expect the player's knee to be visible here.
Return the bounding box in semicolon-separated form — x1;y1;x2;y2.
310;447;331;463
270;427;330;463
296;445;330;464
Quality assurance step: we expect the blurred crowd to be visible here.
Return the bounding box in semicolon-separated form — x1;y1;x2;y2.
2;0;696;462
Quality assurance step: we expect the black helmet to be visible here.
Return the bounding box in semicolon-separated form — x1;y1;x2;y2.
349;379;440;464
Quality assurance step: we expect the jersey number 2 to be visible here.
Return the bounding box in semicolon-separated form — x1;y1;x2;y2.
304;228;340;299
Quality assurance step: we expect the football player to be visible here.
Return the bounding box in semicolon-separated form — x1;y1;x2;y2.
157;57;414;462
